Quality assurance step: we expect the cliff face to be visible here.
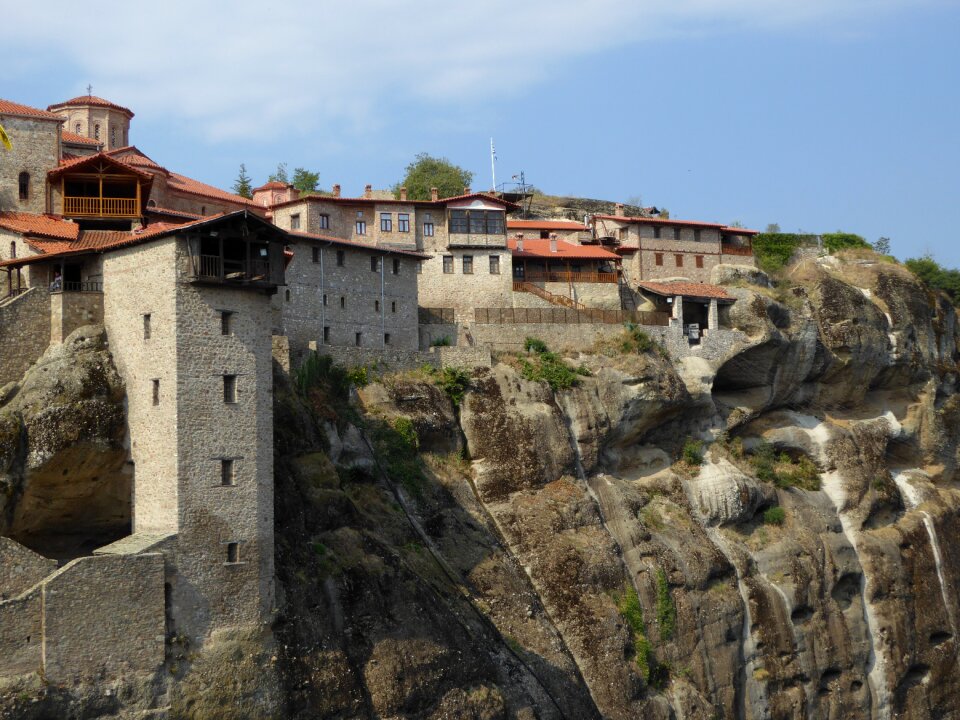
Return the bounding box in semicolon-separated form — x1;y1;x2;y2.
273;256;960;720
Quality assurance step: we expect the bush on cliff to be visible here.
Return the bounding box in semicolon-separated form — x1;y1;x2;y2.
518;340;582;390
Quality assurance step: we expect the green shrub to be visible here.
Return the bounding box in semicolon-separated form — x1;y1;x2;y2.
905;255;960;305
748;442;820;490
751;233;817;275
621;323;656;353
370;420;424;496
763;506;786;526
574;363;592;377
822;231;870;254
616;585;654;681
519;351;581;390
436;366;470;407
392;416;419;451
655;568;676;641
294;352;350;400
430;336;452;347
346;366;369;388
524;337;549;354
682;438;704;466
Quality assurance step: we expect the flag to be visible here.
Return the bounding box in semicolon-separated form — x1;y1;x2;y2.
0;123;11;151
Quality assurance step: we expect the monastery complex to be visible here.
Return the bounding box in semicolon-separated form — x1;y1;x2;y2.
0;95;758;684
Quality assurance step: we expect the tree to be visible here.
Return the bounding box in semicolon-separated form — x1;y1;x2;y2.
874;237;891;255
394;153;473;201
233;163;253;199
291;167;320;194
268;162;289;185
765;223;781;233
729;220;744;228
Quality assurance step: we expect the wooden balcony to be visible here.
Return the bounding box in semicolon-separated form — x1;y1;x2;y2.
63;196;139;218
523;271;619;284
196;255;273;284
720;244;754;257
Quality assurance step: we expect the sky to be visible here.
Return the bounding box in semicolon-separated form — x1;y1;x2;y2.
3;0;958;263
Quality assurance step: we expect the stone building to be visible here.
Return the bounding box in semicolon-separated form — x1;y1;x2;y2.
507;218;591;244
268;184;518;321
592;207;757;284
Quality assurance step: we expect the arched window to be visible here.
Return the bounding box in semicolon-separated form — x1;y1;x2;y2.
111;127;116;146
74;122;81;134
18;172;29;201
10;242;16;259
94;124;100;140
147;199;157;208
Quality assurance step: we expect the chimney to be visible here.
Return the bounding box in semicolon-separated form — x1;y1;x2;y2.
332;183;341;198
516;233;524;253
615;203;625;217
399;186;408;201
549;233;558;253
430;187;439;202
463;186;471;195
364;184;372;199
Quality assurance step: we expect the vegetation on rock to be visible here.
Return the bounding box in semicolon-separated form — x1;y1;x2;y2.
393;152;473;201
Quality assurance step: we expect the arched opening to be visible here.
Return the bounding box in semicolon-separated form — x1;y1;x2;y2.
18;172;29;201
94;123;100;140
74;122;81;134
10;241;16;259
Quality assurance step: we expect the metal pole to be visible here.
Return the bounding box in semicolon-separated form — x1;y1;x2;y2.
490;138;496;192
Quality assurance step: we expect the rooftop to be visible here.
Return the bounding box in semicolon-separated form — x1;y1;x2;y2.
637;280;734;301
594;215;727;229
48;95;134;118
287;230;430;258
508;237;620;260
271;190;520;211
0;212;79;241
507;220;588;231
0;98;64;122
61;131;101;147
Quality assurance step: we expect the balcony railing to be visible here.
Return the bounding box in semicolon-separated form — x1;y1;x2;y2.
63;196;138;217
522;271;619;284
197;255;272;283
50;281;103;294
721;244;754;257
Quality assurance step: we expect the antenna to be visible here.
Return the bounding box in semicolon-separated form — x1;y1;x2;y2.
490;138;496;192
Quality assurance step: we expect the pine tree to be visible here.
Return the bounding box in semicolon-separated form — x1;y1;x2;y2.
233;163;253;199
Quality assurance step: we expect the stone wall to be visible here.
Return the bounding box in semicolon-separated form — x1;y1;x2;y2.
312;344;491;374
50;291;103;343
417;249;513;319
0;114;59;214
42;553;165;682
0;588;42;676
0;537;56;600
0;287;51;386
53;106;129;150
280;239;419;363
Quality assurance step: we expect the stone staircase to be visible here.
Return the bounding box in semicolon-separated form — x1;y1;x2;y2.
618;278;638;311
513;281;585;310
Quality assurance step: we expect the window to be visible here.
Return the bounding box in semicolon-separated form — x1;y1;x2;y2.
312;247;320;263
220;311;233;335
398;213;410;232
340;296;345;308
380;213;392;232
152;379;160;406
443;255;454;274
143;313;152;340
416;261;423;274
356;220;366;235
74;122;81;134
489;255;500;274
223;375;237;403
694;229;702;242
111;127;116;146
655;253;663;266
423;222;435;237
356;211;364;219
392;258;400;275
226;542;239;564
391;301;396;313
322;294;328;306
221;459;236;486
462;255;474;274
9;241;15;259
673;227;681;240
370;256;379;272
18;172;29;201
336;250;345;266
653;226;661;239
201;206;206;216
94;124;100;140
285;289;291;301
675;254;683;267
319;214;329;230
449;210;504;235
290;213;301;231
375;299;380;312
423;212;432;221
695;255;704;268
323;326;330;343
355;332;362;346
384;333;391;345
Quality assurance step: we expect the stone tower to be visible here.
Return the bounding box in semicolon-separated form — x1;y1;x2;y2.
48;94;133;150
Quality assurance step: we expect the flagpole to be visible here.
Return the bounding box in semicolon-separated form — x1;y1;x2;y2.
490;138;496;192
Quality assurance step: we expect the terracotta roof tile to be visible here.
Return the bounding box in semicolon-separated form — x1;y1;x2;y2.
61;131;100;146
167;172;258;207
287;230;430;259
48;95;134;117
0;99;64;121
145;206;202;220
271;190;519;211
507;220;588;231
49;151;155;180
721;226;759;235
508;237;620;260
0;212;79;240
637;280;733;300
253;181;289;192
106;147;166;171
594;215;726;229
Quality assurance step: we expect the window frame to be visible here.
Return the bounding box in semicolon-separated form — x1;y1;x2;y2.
290;213;301;231
462;255;474;274
423;222;435;237
674;254;683;267
380;212;392;232
442;255;454;274
318;213;330;230
489;254;500;274
654;252;663;266
336;250;345;267
223;375;238;404
18;172;29;201
356;220;367;235
398;213;410;232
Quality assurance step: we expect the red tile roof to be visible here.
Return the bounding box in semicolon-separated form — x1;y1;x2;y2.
507;220;588;231
253;181;289;192
167;172;258;207
50;151;155;180
107;147;166;172
287;230;430;259
145;206;202;220
0;98;64;122
61;131;100;146
594;215;726;229
271;190;519;211
721;226;759;236
48;95;134;118
508;237;620;260
0;212;79;240
637;280;733;300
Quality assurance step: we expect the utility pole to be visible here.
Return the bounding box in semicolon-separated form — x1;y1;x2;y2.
490;138;496;192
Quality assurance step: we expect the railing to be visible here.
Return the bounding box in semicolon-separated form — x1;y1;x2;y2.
63;196;138;217
513;281;585;310
50;281;103;294
476;307;670;326
197;255;272;283
721;244;754;257
522;271;619;284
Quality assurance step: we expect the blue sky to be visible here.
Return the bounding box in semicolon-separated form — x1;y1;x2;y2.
3;1;958;263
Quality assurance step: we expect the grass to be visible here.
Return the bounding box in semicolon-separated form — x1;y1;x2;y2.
655;569;677;642
434;366;471;407
616;584;654;682
369;418;425;497
763;506;786;526
518;339;583;390
430;336;452;347
682;438;704;466
749;441;821;491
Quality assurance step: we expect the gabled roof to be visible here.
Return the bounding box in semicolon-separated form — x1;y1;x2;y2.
0;98;64;122
106;147;167;172
594;215;726;229
61;131;101;147
270;190;519;212
0;212;79;241
637;280;734;301
287;230;429;259
507;220;588;231
48;95;134;118
49;151;155;181
508;237;620;260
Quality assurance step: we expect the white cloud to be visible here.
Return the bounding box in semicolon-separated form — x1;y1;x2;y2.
1;0;924;141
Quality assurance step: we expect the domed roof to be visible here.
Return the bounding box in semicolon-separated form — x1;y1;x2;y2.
48;95;134;118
